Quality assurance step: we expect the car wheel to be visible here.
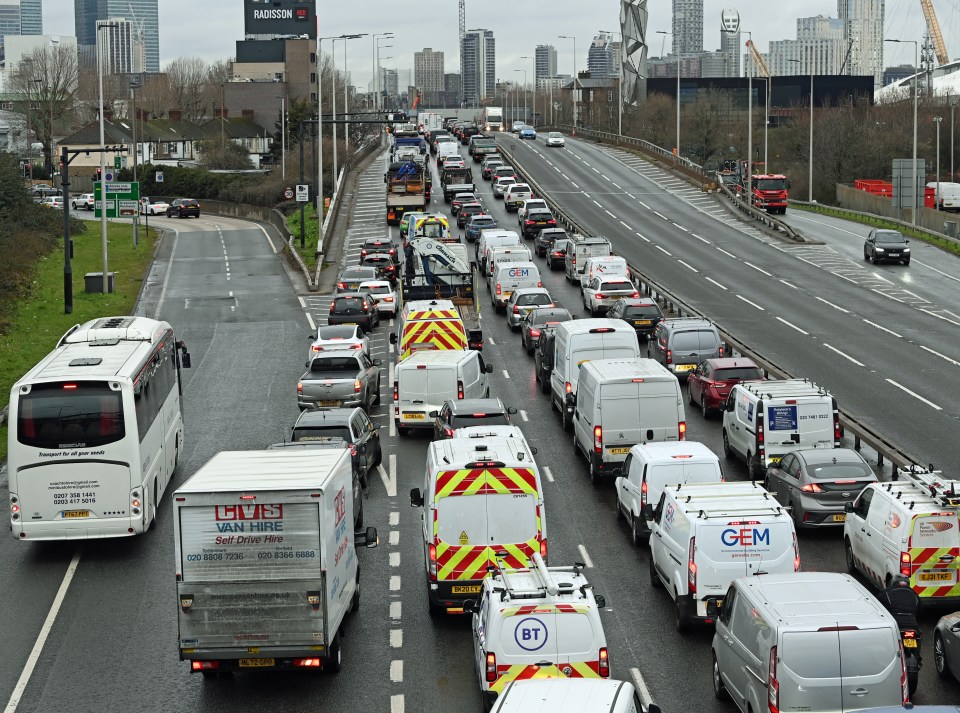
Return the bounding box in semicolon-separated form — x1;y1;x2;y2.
722;430;733;459
747;452;761;481
934;631;949;678
701;398;710;420
649;556;661;588
713;655;729;701
589;458;601;485
540;375;551;394
844;538;857;575
374;377;382;405
631;512;642;546
791;501;804;530
687;384;696;406
863;251;870;262
675;594;691;633
325;634;342;673
903;259;910;266
526;342;534;357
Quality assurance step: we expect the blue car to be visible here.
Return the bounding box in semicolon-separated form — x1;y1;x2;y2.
519;126;537;140
465;215;498;242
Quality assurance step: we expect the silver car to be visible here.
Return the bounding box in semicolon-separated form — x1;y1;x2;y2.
308;324;370;360
505;288;554;331
935;610;960;683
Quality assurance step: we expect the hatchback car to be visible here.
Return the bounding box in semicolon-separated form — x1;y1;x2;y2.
686;357;762;418
360;237;398;260
534;328;558;392
765;448;877;528
481;158;504;180
465;215;497;242
864;228;911;265
583;275;639;316
934;611;960;683
511;121;525;133
521;209;557;239
308;324;370;359
337;266;378;292
492;165;516;181
291;407;382;486
71;193;94;211
328;292;380;331
520;307;572;354
546;237;573;270
457;202;485;228
517;199;548;224
450;193;479;216
358;280;399;316
39;196;63;209
545;132;565;147
430;398;517;440
606;297;664;341
519;126;537;140
535;227;567;257
506;288;555;330
360;252;398;282
442;156;465;170
648;318;723;380
493;176;517;198
166;198;200;218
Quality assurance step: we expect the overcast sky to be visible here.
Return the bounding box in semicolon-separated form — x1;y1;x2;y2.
43;0;936;85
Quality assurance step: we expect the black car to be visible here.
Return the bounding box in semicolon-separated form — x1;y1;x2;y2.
430;398;517;440
290;407;382;487
522;209;557;239
457;202;485;228
465;215;497;242
534;328;558;393
546;237;572;270
329;292;380;331
606;298;664;341
360;237;398;260
451;193;479;216
460;126;481;145
166;198;200;218
360;253;398;282
520;307;573;355
535;227;568;257
864;228;911;265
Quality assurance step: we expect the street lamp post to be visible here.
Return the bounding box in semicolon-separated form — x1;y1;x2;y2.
951;100;956;180
558;35;577;131
521;55;534;126
276;95;286;180
885;38;919;224
514;69;527;123
130;80;141;247
935;116;943;208
371;33;393;112
96;21;120;294
338;34;367;172
600;30;623;136
656;30;681;158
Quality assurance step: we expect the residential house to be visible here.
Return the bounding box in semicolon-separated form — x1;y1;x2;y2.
202;109;272;168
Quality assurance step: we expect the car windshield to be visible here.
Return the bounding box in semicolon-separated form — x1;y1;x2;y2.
622;305;662;318
317;326;357;339
310;357;361;373
806;461;873;480
333;298;365;313
517;294;552;306
549;133;562;139
875;231;906;244
292;426;351;442
712;366;762;381
450;413;509;427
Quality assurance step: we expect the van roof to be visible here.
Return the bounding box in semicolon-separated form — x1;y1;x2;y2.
630;440;718;462
176;450;349;493
555;318;634;337
429;435;537;469
581;358;673;381
870;481;960;513
401;349;474;367
496;679;636;711
738;379;831;399
491;565;592;603
665;481;787;518
739;573;892;625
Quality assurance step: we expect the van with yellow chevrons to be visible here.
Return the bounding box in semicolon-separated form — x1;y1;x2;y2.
391;299;469;360
410;435;547;615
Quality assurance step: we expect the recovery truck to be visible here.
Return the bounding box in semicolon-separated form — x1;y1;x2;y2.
385;160;428;226
173;449;378;675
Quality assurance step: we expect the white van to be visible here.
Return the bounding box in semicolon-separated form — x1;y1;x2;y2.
436;141;460;167
492;680;652;713
478;230;522;271
565;236;613;283
615;441;723;543
712;573;907;713
930;181;960;211
409;435;546;614
573;359;685;483
486;245;533;284
394;350;492;434
550;319;641;431
720;379;839;480
579;255;628;290
491;261;542;313
648;481;799;631
844;465;960;600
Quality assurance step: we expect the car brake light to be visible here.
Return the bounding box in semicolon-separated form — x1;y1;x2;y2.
768;646;780;713
900;551;911;577
337;282;346;290
631;292;640;298
688;537;697;594
458;379;465;399
530;329;541;337
565;381;572;394
351;344;362;349
666;349;672;365
297;382;303;395
537;281;542;287
793;533;801;571
679;421;686;440
361;249;367;257
191;661;219;671
599;647;610;678
354;380;362;394
329;304;335;313
485;652;497;682
512;306;520;314
593;425;602;453
800;483;822;493
525;220;535;225
312;345;321;352
444;427;454;437
595;293;606;300
428;543;438;579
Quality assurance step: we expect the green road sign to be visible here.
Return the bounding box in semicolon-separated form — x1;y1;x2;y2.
94;181;140;218
114;156;122;170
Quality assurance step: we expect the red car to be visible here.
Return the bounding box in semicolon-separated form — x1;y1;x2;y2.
686;358;763;418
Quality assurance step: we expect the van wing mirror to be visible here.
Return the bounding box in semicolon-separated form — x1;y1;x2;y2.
354;526;379;548
410;488;424;507
462;599;478;614
389;333;398;344
507;407;518;414
643;503;654;520
374;359;383;366
485;364;494;373
706;599;722;618
594;594;606;608
844;501;854;513
717;401;726;412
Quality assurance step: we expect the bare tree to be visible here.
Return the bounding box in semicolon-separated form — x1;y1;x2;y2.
164;56;209;122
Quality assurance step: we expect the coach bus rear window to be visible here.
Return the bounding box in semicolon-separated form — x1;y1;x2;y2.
17;381;125;449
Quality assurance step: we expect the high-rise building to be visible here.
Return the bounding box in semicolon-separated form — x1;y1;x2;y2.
719;8;740;78
381;67;398;98
0;0;40;58
588;33;618;78
96;18;145;74
19;0;40;34
414;47;445;104
462;28;495;105
75;0;158;72
535;44;557;88
672;0;703;55
838;0;883;89
767;16;845;76
0;1;21;59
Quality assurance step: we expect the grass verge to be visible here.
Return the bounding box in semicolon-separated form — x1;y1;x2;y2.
791;202;960;257
0;221;159;462
286;204;322;272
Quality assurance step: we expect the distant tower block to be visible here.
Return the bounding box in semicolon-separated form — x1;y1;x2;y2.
721;7;740;32
720;7;741;78
621;0;648;104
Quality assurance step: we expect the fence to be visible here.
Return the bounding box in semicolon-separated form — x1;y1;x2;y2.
834;184;960;244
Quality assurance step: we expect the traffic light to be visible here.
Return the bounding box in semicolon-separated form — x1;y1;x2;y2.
21;160;31;178
96;168;102;181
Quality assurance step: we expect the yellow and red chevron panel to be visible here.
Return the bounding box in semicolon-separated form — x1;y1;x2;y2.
400;317;467;359
489;661;601;693
435;467;537;497
501;603;590;616
909;545;960;598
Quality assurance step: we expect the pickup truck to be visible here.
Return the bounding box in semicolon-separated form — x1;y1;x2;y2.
297;351;383;411
443;181;476;204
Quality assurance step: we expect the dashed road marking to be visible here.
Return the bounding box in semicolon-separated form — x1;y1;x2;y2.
389;511;399;526
736;295;765;311
919;345;960;367
862;319;902;338
776;317;808;335
619;220;631;229
778;279;798;290
390;629;403;648
577;544;594;568
543;466;554;482
635;232;651;243
630;668;654;706
677;260;698;273
655;245;672;256
389;552;400;567
519;410;529;422
390;660;404;682
389;530;400;546
823;343;865;366
885;379;942;410
389;576;401;591
391;695;404;713
744;261;772;277
390;601;401;619
705;277;727;291
716;247;737;259
502;369;511;379
814;296;850;313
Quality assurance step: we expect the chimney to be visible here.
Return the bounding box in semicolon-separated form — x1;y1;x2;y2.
242;109;255;119
169;109;182;121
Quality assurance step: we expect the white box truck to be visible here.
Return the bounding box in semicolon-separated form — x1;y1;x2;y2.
173;449;378;676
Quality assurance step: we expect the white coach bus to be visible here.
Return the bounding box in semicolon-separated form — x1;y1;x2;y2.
8;316;192;541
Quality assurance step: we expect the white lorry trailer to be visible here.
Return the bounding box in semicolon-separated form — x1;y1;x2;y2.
173;449;378;676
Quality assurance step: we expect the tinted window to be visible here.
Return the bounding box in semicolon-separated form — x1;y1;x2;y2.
361;285;390;295
713;367;762;381
600;281;633;290
672;329;718;352
533;312;570;325
623;305;662;318
333;298;365;313
292;426;352;442
517;294;552;306
450;413;509;428
806;462;873;480
18;381;125;449
310;357;361;372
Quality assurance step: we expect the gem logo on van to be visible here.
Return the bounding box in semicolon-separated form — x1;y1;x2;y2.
721;527;770;546
514;617;549;651
507;268;530;278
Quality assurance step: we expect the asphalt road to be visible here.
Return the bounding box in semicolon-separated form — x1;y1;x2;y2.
0;138;958;713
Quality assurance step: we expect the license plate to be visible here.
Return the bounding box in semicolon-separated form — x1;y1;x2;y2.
63;510;89;518
320;400;340;407
239;658;275;668
608;447;631;455
919;571;954;583
832;514;847;523
903;638;918;648
767;457;782;465
888;253;899;257
405;413;425;420
675;364;696;372
451;585;482;594
502;292;512;299
342;322;357;325
635;320;652;325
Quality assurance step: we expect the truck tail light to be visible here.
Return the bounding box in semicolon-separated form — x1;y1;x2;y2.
293;658;322;668
457;379;465;399
666;349;672;365
599;647;610;677
297;382;303;395
793;533;801;572
191;661;220;672
130;488;141;516
688;537;697;594
719;343;725;357
768;646;780;713
537;281;542;287
679;421;686;440
428;543;438;580
485;652;497;682
900;551;911;577
593;425;602;453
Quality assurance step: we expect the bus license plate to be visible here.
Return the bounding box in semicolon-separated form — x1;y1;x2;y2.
239;658;275;668
903;638;918;648
919;571;954;583
608;447;631;455
452;585;481;594
63;510;89;518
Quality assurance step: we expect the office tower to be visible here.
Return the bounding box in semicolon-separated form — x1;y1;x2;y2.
97;17;145;74
720;8;740;78
535;44;557;88
462;28;495;105
19;0;40;34
588;32;619;78
672;0;703;54
838;0;883;88
75;0;158;72
767;15;845;76
414;47;445;104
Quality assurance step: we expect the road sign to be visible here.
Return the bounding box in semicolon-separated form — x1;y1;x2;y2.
94;181;140;218
105;171;114;182
156;171;164;183
296;184;309;202
283;187;295;200
114;156;121;170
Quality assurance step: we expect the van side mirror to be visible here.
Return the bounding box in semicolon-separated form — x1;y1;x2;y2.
180;351;191;369
374;359;383;366
305;361;310;368
410;488;424;507
706;599;722;618
507;407;518;415
389;333;398;345
354;526;379;548
462;599;478;614
485;364;494;373
717;401;727;412
844;501;854;513
643;503;654;519
428;411;439;418
594;594;606;608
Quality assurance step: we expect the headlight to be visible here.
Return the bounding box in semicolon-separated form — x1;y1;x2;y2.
903;248;911;252
875;247;885;252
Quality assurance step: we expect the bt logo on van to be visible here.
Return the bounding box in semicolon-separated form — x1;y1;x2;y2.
514;617;549;651
721;527;770;546
507;267;530;278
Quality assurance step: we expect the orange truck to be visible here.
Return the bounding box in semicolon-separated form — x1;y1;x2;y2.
737;168;789;215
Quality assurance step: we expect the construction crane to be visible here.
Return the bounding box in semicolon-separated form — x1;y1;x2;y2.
920;0;949;66
744;38;770;78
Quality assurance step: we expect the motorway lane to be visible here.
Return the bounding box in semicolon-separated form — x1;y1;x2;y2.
495;133;960;473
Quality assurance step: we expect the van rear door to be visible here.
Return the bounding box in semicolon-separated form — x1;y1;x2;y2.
766;399;834;461
696;521;796;597
778;627;903;712
400;365;456;417
908;512;960;595
601;380;682;456
495;609;560;691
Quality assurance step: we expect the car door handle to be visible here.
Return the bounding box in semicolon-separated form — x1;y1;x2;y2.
849;688;869;697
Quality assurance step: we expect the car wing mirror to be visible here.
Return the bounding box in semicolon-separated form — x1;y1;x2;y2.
485;364;494;373
410;488;424;507
507;407;518;415
374;359;383;366
844;502;855;513
428;411;439;418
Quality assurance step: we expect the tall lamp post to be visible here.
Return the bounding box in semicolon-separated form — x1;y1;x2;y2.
376;39;393;111
788;59;814;202
276;94;286;180
514;69;527;123
521;55;534;126
96;21;120;294
371;32;393;112
600;30;623;136
951;100;956;180
558;35;577;131
934;116;943;208
885;38;919;224
338;34;367;173
656;30;681;158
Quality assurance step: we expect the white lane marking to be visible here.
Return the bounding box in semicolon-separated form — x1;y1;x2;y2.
652;211;668;220
520;410;529;422
612;182;622;189
744;261;773;277
582;192;592;199
814;295;850;313
390;660;404;682
5;549;82;713
592;200;603;208
389;530;400;546
631;668;654;706
635;232;651;243
391;695;405;713
305;312;316;331
691;233;710;244
592;167;601;174
390;601;402;619
885;379;942;410
389;575;401;591
569;182;578;188
778;279;798;290
822;343;864;366
862;319;902;338
677;260;699;273
543;466;554;483
913;259;960;283
389;552;400;567
655;245;672;256
872;288;905;304
705;277;728;291
716;247;737;259
389;511;400;526
502;369;511;379
487;337;495;345
637;199;650;210
153;226;180;318
601;173;610;180
920;345;960;367
298;296;306;309
380;456;397;497
918;308;960;327
776;317;809;335
672;223;689;232
554;166;562;173
736;294;766;311
390;629;403;648
619;220;631;229
577;544;594;568
604;210;617;219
